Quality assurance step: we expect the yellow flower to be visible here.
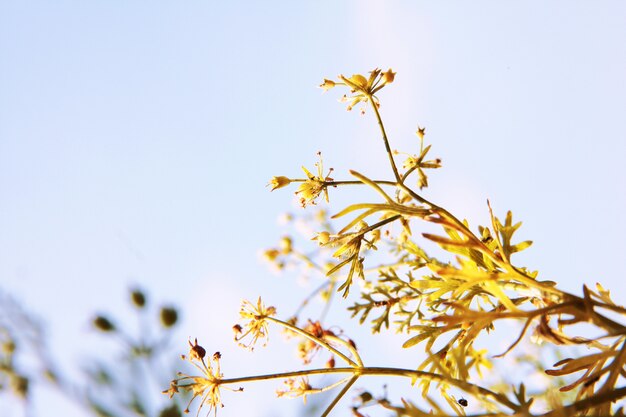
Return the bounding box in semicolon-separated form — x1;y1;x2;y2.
295;154;333;207
295;177;325;207
234;297;277;350
267;176;291;191
331;68;394;113
164;341;225;416
402;155;418;170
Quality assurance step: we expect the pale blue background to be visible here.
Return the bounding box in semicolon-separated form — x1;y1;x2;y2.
1;2;625;416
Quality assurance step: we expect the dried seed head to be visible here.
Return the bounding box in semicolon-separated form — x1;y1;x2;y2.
131;289;146;308
160;306;178;328
188;338;206;360
326;357;335;368
93;316;115;332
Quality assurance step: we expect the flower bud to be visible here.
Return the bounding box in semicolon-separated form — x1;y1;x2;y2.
416;126;426;140
319;79;336;91
314;231;330;245
382;68;396;84
268;176;291;191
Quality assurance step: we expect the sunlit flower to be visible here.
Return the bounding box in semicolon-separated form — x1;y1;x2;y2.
296;176;325;207
295;153;333;207
402;155;419;170
234;297;276;350
164;341;226;416
321;68;396;113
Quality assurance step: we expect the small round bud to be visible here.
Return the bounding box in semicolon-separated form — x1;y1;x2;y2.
188;338;206;361
326;357;335;368
314;231;330;245
93;316;115;332
160;307;178;328
131;289;146;308
359;391;373;403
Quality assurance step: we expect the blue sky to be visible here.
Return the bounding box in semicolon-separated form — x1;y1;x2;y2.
1;2;625;416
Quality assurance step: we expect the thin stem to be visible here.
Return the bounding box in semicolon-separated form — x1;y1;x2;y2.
289;178;397;187
539;385;626;417
349;170;396;204
321;375;359;417
290;250;324;273
266;317;359;367
218;366;516;410
327;179;398;187
368;95;402;183
293;279;334;318
325;335;363;367
400;165;418;183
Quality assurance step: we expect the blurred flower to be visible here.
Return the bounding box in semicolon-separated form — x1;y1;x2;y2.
160;306;178;327
276;377;313;404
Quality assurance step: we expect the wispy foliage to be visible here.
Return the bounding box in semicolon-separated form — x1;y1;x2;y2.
165;69;626;416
